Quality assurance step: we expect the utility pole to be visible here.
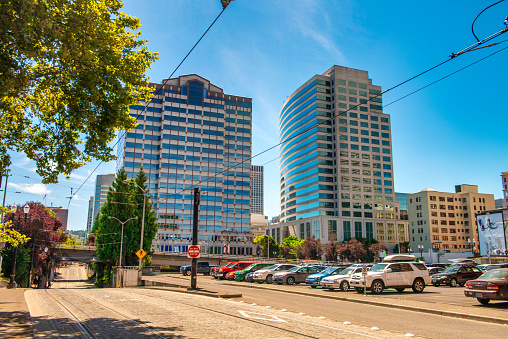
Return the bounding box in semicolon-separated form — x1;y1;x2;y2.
190;187;200;290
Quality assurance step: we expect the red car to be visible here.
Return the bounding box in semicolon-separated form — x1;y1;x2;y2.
464;268;508;305
211;262;254;280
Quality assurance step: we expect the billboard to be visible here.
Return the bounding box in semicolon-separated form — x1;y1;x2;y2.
477;212;506;256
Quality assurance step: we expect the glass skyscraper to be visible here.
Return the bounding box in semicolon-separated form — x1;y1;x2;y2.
117;74;254;255
250;165;264;215
279;65;398;245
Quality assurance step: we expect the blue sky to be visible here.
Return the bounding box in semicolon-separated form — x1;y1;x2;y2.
6;0;508;230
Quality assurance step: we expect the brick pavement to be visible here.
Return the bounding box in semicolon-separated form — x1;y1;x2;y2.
0;288;33;338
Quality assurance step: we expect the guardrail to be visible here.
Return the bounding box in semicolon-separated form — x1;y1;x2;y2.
56;244;96;250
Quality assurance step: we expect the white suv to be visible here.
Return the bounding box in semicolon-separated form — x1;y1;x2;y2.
349;262;431;294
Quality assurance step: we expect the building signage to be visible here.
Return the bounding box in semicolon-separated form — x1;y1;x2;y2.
477;212;506;256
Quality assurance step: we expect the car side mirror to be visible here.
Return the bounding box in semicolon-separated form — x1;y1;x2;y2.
386;268;392;273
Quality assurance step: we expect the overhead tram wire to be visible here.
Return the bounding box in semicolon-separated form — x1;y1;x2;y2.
471;0;506;42
67;4;232;207
70;15;508;206
167;31;508;198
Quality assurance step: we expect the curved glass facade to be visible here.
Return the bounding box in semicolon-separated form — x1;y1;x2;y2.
279;66;396;243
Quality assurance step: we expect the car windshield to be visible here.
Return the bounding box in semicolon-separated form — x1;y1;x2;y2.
320;267;338;274
441;266;460;274
479;270;508;280
264;265;278;270
339;268;355;276
288;267;300;272
224;263;236;268
369;263;389;272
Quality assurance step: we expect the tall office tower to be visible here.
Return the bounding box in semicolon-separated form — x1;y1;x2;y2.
250;165;264;214
407;185;495;253
501;171;508;208
279;65;398;247
93;174;116;219
86;196;94;234
117;74;254;255
46;207;69;231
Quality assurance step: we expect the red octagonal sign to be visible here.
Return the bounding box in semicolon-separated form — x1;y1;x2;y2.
187;245;201;258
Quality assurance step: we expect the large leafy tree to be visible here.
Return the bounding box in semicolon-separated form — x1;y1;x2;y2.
0;0;158;182
337;239;367;263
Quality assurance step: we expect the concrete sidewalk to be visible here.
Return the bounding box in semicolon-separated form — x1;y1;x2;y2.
0;288;33;338
142;274;508;325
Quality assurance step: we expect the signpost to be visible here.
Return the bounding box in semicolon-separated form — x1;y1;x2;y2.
187;245;201;258
362;265;368;296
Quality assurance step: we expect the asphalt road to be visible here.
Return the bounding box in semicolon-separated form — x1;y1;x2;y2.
27;265;507;338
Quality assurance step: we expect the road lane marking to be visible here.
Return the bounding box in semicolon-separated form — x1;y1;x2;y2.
238;310;287;323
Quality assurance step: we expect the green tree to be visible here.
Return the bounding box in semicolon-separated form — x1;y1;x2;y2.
280;235;304;259
124;168;157;267
394;241;411;254
92;168;135;285
0;0;158;183
253;235;279;258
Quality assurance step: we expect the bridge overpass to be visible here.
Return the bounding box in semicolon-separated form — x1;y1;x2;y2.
55;245;259;267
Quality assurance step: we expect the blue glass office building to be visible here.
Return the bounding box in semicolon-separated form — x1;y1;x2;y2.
279;66;398;245
117;74;254;255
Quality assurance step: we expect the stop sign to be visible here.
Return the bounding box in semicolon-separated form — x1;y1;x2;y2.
187;245;201;258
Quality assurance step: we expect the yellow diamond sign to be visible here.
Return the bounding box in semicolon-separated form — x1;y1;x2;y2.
135;248;147;259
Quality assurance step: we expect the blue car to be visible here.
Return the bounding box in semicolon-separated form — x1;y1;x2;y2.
244;271;256;282
306;266;348;288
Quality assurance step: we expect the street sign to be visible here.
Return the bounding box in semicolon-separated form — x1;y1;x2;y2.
187;245;201;258
362;265;368;276
135;248;147;259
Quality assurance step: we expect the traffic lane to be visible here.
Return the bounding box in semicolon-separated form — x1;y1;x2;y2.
86;288;411;338
191;275;508;309
168;276;508;339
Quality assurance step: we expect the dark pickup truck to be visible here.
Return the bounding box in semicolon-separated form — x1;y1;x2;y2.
180;261;211;276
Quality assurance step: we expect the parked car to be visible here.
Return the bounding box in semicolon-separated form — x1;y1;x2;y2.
464;268;508;305
320;264;372;291
180;261;211;276
350;261;431;294
211;262;254;279
234;263;274;282
482;263;508;271
431;265;483;287
252;264;298;284
273;265;325;285
427;267;446;275
305;266;348;288
244;272;256;282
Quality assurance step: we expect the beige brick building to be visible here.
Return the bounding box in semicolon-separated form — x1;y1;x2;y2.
407;184;495;253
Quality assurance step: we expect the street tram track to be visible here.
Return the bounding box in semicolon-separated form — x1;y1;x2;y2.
44;289;167;339
131;289;386;339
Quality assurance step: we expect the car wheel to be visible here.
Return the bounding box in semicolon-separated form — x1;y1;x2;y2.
370;280;384;294
395;288;405;293
214;276;218;279
433;283;440;287
450;278;458;287
340;281;349;292
276;283;283;285
184;270;191;276
287;277;295;285
412;278;425;293
311;285;317;288
477;298;490;305
266;275;273;284
355;287;364;294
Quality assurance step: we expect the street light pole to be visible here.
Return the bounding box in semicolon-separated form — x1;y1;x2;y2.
189;187;200;290
108;216;138;267
124;179;148;269
7;206;19;289
418;245;424;261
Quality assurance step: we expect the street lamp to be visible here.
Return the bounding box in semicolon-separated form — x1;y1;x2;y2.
418;245;424;261
468;238;477;256
108;216;138;267
124;179;148;269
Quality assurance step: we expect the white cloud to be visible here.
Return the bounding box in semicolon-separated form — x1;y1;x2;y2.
8;183;51;195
